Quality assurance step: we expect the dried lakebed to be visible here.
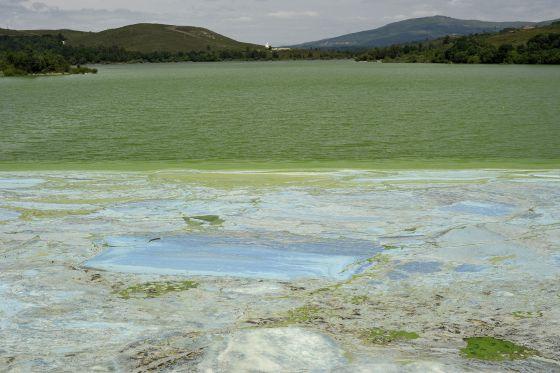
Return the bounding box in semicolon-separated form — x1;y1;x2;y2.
1;169;559;371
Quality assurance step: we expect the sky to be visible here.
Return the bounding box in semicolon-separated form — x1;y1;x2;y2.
2;0;560;45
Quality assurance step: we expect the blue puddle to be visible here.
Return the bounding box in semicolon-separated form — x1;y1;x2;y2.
85;235;380;281
443;201;515;217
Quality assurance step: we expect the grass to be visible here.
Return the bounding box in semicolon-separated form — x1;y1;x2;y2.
116;280;199;299
360;328;419;344
461;337;538;361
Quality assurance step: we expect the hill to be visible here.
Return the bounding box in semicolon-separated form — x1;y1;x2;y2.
293;16;555;50
0;23;261;53
355;22;560;64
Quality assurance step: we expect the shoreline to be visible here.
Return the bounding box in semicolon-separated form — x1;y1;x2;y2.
1;159;559;172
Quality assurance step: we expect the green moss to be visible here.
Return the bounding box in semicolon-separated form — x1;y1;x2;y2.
382;245;400;250
461;337;538;361
361;328;419;344
116;280;199;299
512;311;543;319
350;295;369;305
285;305;322;324
183;215;224;227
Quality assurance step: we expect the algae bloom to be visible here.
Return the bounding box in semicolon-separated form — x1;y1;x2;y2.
461;337;538;361
285;305;323;324
360;328;419;344
116;280;199;299
183;215;225;226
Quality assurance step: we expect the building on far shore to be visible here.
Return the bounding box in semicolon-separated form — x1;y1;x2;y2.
265;43;291;51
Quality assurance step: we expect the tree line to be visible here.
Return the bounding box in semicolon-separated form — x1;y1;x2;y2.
355;31;560;64
0;34;352;75
2;27;559;75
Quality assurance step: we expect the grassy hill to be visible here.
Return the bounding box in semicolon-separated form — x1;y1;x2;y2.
0;23;261;53
293;16;554;50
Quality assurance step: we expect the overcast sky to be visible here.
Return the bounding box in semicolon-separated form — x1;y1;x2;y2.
2;0;560;45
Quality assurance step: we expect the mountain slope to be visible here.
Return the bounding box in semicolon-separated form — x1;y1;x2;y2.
293;16;550;49
0;23;261;53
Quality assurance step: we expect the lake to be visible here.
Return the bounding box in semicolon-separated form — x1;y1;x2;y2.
1;62;560;371
1;61;559;169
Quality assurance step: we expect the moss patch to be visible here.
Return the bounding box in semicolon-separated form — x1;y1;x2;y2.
285;305;322;324
461;337;538;361
360;328;419;345
350;295;369;305
116;280;199;299
512;311;543;319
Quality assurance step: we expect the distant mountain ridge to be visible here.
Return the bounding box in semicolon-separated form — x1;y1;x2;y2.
292;16;558;50
0;23;261;53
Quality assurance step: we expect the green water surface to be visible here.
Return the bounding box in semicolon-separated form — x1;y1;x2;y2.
1;61;559;170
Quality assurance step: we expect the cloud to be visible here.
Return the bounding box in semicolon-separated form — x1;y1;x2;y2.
267;10;319;19
1;0;559;45
0;0;159;31
227;16;253;23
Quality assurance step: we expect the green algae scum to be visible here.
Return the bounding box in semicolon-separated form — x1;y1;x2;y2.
360;328;420;345
116;280;199;299
461;337;538;361
1;62;560;371
1;62;560;169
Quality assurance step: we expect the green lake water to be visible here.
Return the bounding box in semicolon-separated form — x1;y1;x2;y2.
1;61;559;170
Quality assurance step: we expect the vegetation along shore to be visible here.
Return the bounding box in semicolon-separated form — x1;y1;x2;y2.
1;18;559;76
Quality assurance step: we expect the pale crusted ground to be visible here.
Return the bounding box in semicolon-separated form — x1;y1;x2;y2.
1;169;559;372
